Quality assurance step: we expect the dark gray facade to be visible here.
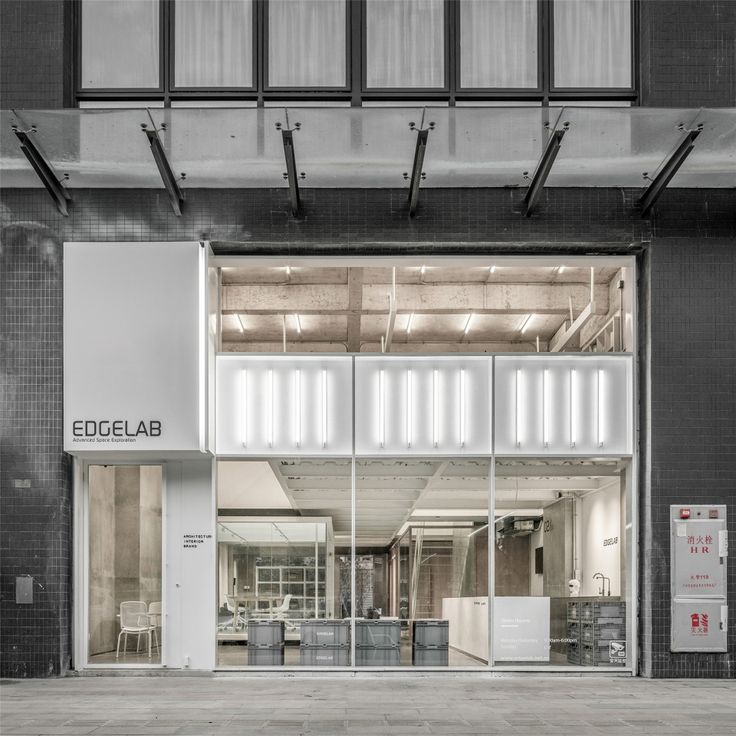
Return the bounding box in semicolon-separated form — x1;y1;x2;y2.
1;0;735;678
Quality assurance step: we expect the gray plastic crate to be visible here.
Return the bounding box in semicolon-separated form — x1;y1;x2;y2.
567;641;581;665
567;621;580;642
355;646;401;667
567;601;579;621
248;646;284;666
581;641;626;666
355;620;401;647
580;622;625;644
299;645;350;666
412;620;449;647
580;601;626;620
300;619;350;647
247;620;285;647
412;646;448;666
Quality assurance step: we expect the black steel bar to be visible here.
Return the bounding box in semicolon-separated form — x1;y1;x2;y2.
407;128;429;217
522;125;567;217
13;129;71;216
143;126;184;216
281;129;301;217
639;127;702;217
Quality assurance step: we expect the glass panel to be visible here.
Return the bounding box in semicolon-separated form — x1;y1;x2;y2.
268;0;346;88
460;0;538;89
677;108;736;187
81;0;159;89
216;459;351;667
493;459;630;668
174;0;253;88
355;458;489;667
365;0;445;89
88;465;163;665
553;0;632;88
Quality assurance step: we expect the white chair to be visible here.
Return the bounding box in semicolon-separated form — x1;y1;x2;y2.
270;594;293;620
147;601;162;652
225;595;247;630
116;601;157;659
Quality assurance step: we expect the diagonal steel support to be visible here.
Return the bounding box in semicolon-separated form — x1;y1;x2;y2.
276;110;304;218
523;122;569;217
405;112;434;217
12;118;71;216
639;124;703;217
142;115;185;216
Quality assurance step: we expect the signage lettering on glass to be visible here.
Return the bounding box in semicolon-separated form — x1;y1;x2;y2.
71;419;162;443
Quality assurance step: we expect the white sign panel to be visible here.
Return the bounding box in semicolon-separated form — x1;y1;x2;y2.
493;596;550;662
64;241;208;454
354;356;491;456
494;355;633;455
216;355;353;456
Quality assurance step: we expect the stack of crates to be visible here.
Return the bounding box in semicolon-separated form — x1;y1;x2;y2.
247;620;285;666
355;620;401;666
299;619;350;666
579;601;626;667
566;601;581;664
412;620;449;666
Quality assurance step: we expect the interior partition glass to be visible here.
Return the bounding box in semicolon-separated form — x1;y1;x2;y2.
88;465;163;665
216;458;351;667
355;458;490;667
492;458;631;669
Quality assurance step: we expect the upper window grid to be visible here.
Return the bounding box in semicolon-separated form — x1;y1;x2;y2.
75;0;637;103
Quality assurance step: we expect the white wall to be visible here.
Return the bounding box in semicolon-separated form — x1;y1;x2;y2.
164;460;216;670
580;481;621;597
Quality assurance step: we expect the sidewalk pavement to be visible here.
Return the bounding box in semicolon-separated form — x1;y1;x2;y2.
1;675;735;736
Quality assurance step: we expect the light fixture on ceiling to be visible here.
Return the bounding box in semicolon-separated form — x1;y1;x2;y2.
240;369;248;447
285;265;292;278
294;314;302;335
459;368;466;448
420;265;426;277
378;369;385;449
294;369;301;448
406;369;413;448
321;369;328;448
268;368;274;448
519;314;533;332
558;265;566;274
489;265;496;274
235;314;246;333
463;313;473;335
433;369;440;447
543;369;550;448
407;312;415;334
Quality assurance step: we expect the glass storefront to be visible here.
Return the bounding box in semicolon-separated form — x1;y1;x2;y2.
74;255;637;672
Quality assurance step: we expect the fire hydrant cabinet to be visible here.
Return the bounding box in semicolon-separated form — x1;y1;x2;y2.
670;505;728;652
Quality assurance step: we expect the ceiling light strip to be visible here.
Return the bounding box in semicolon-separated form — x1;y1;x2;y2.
379;369;385;449
268;368;274;448
407;369;413;448
321;369;328;448
543;368;550;448
240;369;248;447
459;368;466;448
294;369;301;447
433;368;440;448
570;368;577;448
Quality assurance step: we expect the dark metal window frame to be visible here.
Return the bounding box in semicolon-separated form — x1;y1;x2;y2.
72;0;638;107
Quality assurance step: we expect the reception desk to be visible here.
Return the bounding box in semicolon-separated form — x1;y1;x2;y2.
441;596;488;663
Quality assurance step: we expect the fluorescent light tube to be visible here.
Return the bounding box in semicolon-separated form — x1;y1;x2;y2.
406;369;413;448
321;369;327;448
459;368;466;448
407;313;414;334
240;369;248;447
235;314;246;333
420;265;426;276
294;314;302;335
570;368;577;448
433;369;440;447
294;369;301;447
515;368;522;448
597;368;604;447
285;265;291;277
520;314;533;333
463;313;473;335
378;369;385;448
543;369;550;448
489;265;496;274
559;265;566;273
268;369;274;448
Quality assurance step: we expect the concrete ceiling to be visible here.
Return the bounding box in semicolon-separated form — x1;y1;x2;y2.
220;264;621;353
233;457;626;548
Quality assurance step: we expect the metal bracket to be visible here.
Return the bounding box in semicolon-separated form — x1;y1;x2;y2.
522;120;569;217
276;110;305;218
404;110;435;218
141;112;186;216
11;114;71;216
639;123;703;217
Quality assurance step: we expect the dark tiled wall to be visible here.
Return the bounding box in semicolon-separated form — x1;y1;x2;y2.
0;218;71;677
642;238;736;678
639;1;736;107
0;0;66;109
